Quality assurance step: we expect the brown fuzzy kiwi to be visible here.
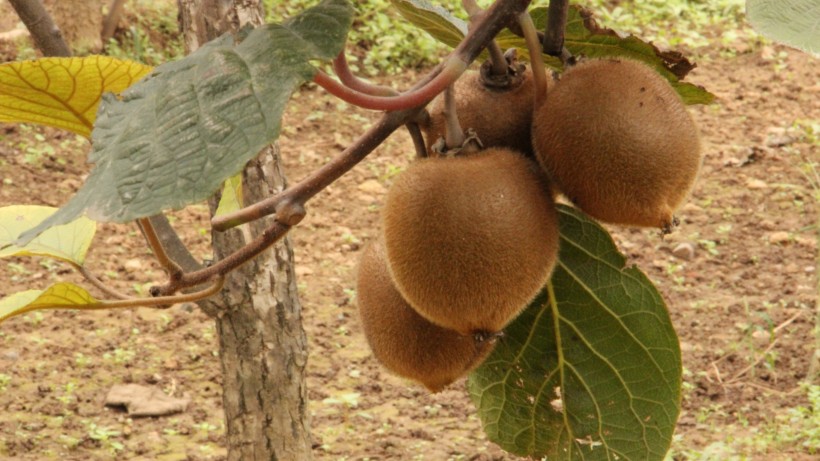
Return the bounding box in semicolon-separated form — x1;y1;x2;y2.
356;240;496;393
532;58;701;230
421;67;536;156
382;148;560;335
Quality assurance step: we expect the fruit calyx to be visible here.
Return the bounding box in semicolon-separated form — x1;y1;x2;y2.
479;48;527;90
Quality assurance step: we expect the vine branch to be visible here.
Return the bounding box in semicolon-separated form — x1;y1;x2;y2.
138;217;184;281
406;122;428;158
332;51;398;97
155;0;534;295
463;0;507;76
313;58;467;111
212;0;532;232
543;0;572;64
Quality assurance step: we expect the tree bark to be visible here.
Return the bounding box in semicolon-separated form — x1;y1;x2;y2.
177;1;313;460
7;0;71;56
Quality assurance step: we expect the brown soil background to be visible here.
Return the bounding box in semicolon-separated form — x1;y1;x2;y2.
0;3;818;460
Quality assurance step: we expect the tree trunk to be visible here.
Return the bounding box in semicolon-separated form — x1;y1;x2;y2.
177;1;313;460
7;0;71;56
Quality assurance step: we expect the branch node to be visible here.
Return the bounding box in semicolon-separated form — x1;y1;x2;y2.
275;200;306;227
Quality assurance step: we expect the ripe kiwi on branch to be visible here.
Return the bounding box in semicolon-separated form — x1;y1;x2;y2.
356;240;496;393
420;50;537;157
531;58;702;230
382;148;560;335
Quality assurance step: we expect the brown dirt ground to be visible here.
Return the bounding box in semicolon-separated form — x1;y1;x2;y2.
0;11;818;461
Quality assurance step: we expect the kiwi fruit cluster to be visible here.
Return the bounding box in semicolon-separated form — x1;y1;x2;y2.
356;55;701;392
357;147;560;391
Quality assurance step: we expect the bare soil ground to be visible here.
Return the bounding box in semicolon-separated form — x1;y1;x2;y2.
0;22;818;461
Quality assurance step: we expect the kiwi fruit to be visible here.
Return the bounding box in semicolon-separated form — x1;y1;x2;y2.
532;58;701;230
382;148;560;335
421;66;536;156
356;240;496;392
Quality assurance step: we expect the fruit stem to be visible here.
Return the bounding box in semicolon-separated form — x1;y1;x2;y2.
517;11;548;107
406;122;428;158
332;51;399;97
543;0;572;65
463;0;507;76
443;83;466;149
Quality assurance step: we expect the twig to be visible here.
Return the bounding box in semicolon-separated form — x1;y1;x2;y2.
145;215;202;273
543;0;567;55
543;0;570;61
75;264;132;300
710;361;723;384
773;309;804;335
406;122;428;158
212;0;533;232
726;339;779;384
137;217;184;281
724;380;803;396
463;0;506;76
332;51;398;97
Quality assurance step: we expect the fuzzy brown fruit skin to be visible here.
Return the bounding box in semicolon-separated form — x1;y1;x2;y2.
356;241;495;393
532;58;702;229
421;68;536;156
382;148;560;335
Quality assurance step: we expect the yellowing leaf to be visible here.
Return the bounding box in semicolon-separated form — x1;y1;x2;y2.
0;283;99;323
214;174;244;217
0;205;96;265
0;56;152;137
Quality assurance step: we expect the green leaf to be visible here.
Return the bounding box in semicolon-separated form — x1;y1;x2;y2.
0;283;99;323
747;0;819;56
16;0;353;244
522;6;714;105
468;205;681;461
0;205;96;265
391;3;713;104
389;0;468;49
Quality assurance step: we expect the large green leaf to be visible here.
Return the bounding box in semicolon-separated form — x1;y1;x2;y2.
16;0;353;244
468;205;681;460
747;0;819;56
0;205;96;265
391;2;713;104
0;283;99;323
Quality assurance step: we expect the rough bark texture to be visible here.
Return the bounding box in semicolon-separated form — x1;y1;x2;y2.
7;0;71;56
177;1;313;460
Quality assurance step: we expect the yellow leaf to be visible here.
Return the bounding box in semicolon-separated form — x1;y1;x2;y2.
0;283;99;323
0;56;152;137
214;174;244;217
0;205;96;265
